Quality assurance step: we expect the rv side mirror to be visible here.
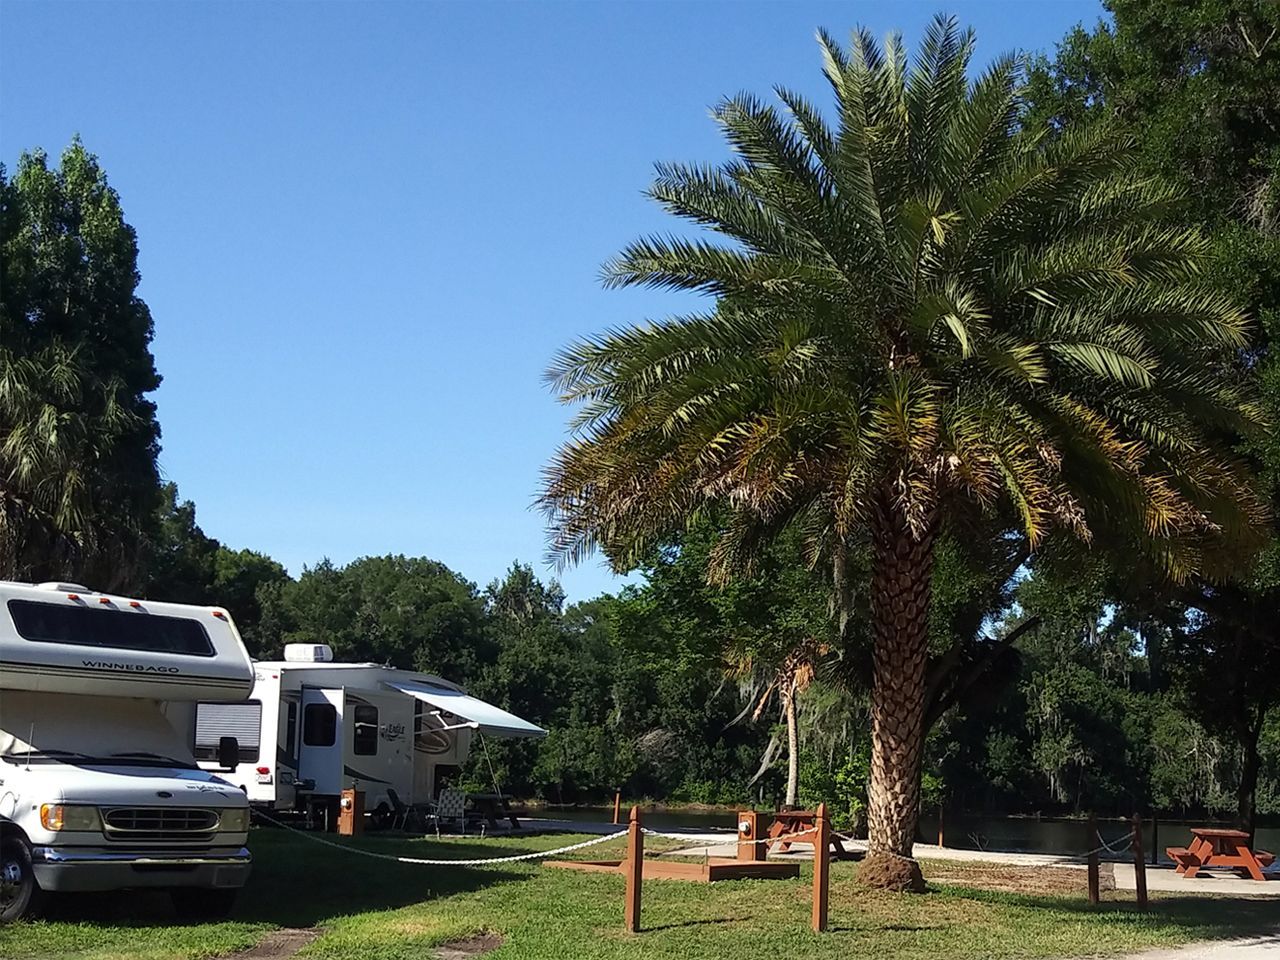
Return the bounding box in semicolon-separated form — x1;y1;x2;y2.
217;736;240;770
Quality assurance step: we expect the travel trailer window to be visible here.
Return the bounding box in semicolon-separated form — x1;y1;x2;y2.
194;701;262;763
303;703;337;746
352;704;378;755
8;599;214;656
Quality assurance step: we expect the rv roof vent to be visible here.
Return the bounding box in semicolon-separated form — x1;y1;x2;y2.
36;581;93;593
284;643;334;663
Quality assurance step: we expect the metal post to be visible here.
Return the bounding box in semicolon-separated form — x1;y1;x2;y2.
1087;814;1100;905
811;802;831;932
612;790;622;825
1150;813;1158;866
937;803;945;848
1132;814;1148;910
625;806;643;933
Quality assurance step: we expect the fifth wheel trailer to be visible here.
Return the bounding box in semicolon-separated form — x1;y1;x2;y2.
194;643;545;824
0;580;255;923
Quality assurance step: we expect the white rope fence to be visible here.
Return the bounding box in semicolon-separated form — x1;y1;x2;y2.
639;826;862;847
252;808;1132;869
1093;830;1136;856
251;808;627;866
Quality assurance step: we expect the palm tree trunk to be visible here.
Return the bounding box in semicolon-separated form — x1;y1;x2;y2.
783;680;799;807
862;502;935;891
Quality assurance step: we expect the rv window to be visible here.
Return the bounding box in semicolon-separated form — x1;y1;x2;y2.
303;703;337;747
8;599;215;657
353;704;378;756
194;701;262;763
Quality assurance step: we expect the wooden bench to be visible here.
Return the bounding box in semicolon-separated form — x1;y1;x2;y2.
1256;850;1275;868
1166;846;1201;872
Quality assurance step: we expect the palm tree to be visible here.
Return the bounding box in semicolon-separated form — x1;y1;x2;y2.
727;634;830;807
540;17;1264;889
0;339;149;586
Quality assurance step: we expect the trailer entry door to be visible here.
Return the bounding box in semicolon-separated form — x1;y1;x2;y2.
298;687;343;795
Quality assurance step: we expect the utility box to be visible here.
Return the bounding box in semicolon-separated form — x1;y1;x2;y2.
737;810;765;862
338;788;365;836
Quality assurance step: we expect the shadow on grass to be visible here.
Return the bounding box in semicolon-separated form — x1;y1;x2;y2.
642;916;753;933
934;883;1280;938
42;827;546;928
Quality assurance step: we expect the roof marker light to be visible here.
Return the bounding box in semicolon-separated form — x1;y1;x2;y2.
98;597;111;605
213;611;226;619
129;601;142;609
67;594;80;601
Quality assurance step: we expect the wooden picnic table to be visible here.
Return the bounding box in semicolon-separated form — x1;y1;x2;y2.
766;810;853;860
1166;827;1274;881
468;793;521;830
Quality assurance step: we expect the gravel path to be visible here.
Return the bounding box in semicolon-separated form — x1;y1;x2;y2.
1115;935;1280;959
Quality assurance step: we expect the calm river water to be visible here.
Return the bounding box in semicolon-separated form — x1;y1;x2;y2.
522;806;1279;857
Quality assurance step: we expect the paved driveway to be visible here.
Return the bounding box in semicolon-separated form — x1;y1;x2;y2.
1117;935;1280;958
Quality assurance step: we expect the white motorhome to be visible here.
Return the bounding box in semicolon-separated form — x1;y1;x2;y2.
0;580;256;922
195;644;545;824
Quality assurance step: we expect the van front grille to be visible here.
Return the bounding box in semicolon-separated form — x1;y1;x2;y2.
102;807;218;842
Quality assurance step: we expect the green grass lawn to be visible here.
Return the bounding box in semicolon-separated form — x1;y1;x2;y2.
1;829;1276;960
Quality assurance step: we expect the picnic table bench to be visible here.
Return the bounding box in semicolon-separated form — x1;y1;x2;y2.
767;810;855;860
1166;827;1274;881
468;792;521;830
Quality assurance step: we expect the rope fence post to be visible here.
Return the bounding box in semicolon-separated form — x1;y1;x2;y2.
625;806;643;933
738;810;763;863
1087;814;1100;905
1132;814;1148;911
811;802;830;932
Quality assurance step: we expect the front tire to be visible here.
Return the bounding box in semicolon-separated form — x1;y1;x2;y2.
0;835;44;923
170;887;237;922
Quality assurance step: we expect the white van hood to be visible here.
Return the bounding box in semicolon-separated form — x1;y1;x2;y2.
12;761;245;808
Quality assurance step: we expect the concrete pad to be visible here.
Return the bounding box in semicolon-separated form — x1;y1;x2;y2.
1115;935;1280;959
1113;862;1280;897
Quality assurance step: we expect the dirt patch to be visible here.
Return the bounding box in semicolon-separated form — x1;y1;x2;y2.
859;851;927;892
223;928;321;959
435;931;504;959
923;861;1114;896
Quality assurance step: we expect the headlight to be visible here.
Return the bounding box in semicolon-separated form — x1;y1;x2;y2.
219;807;250;832
40;803;100;831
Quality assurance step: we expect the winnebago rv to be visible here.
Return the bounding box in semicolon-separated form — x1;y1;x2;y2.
194;644;545;823
0;580;256;923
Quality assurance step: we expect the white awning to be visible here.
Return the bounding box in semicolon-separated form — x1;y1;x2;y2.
383;680;546;738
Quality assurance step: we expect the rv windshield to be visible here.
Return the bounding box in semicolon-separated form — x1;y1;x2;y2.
0;750;196;769
0;690;199;769
0;748;95;765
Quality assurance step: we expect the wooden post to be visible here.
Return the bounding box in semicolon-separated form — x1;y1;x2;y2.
811;802;830;932
612;790;622;825
1150;813;1158;866
937;803;945;848
338;789;364;836
1132;814;1148;911
1086;814;1100;905
625;806;643;933
738;810;763;862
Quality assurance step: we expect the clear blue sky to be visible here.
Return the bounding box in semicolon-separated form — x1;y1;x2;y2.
1;0;1104;601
